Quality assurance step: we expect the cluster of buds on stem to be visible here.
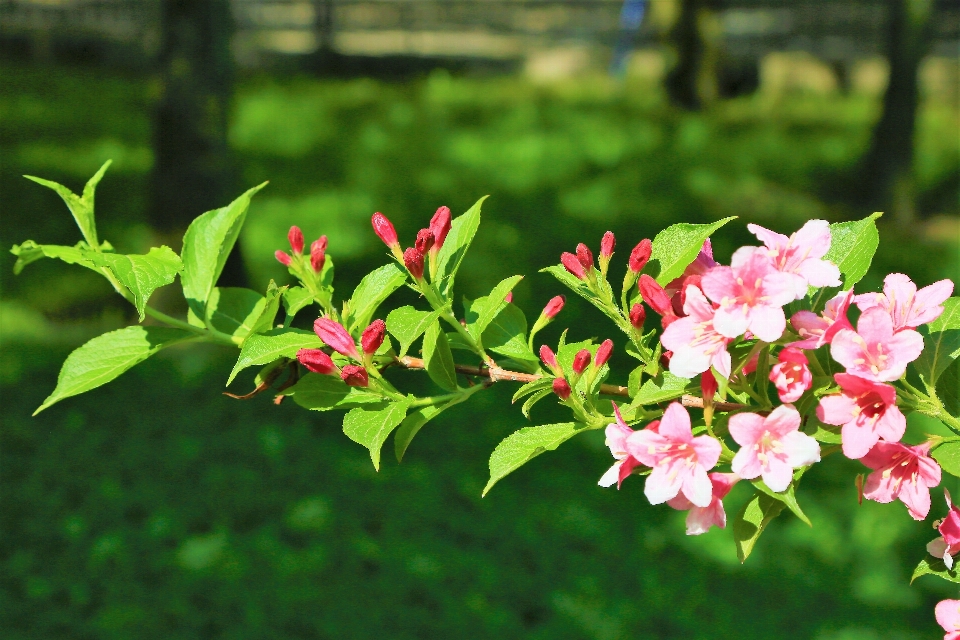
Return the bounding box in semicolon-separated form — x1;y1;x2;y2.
297;316;388;388
275;226;330;293
372;206;452;285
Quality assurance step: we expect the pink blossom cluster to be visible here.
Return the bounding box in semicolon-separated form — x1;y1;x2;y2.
296;317;387;388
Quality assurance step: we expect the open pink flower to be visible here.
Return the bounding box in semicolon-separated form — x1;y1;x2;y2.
928;491;960;569
861;441;940;520
627;403;721;507
817;373;906;459
770;347;812;403
830;307;923;382
598;403;644;489
701;250;796;342
789;289;854;349
744;220;841;299
667;472;739;535
855;273;954;331
660;285;732;379
936;600;960;640
729;405;820;492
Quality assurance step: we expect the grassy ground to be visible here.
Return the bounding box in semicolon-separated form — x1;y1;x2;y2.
1;62;958;639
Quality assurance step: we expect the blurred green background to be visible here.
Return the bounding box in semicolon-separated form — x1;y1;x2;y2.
2;2;960;637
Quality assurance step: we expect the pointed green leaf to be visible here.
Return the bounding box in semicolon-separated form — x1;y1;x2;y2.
823;213;881;288
10;240;100;275
386;306;444;357
483;303;537;363
180;183;267;316
521;388;553;419
283;373;382;411
25;160;111;247
35;325;193;414
282;286;315;321
938;359;960;417
915;298;960;385
395;404;448;462
434;196;486;298
750;478;811;526
87;246;183;320
911;557;960;584
630;371;695;407
483;422;582;496
933;441;960;479
465;275;524;339
733;491;785;563
202;288;266;338
422;321;458;391
342;398;411;470
512;377;553;404
650;217;737;285
227;328;322;385
247;281;284;337
344;263;407;334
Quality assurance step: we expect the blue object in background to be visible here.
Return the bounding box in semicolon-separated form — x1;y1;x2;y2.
610;0;646;76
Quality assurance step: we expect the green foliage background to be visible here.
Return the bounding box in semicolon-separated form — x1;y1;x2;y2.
2;63;959;638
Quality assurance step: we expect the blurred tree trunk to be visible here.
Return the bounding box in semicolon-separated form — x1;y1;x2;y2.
151;0;246;286
858;0;933;226
664;0;720;110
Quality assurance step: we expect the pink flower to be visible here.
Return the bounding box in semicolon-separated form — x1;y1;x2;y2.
629;303;646;329
288;226;305;255
928;491;960;569
403;247;425;280
599;403;643;489
314;318;359;359
729;405;820;492
860;441;940;520
297;348;336;374
701;250;796;342
572;349;591;374
341;364;369;387
429;206;451;253
561;252;586;280
361;319;386;355
660;285;732;379
744;220;841;299
595;339;613;368
600;231;615;259
552;378;571;400
830;307;923;382
628;239;652;273
817;373;906;459
855;273;954;331
789;289;854;349
539;345;561;375
415;228;435;254
310;236;327;273
371;212;399;249
543;295;565;319
936;600;960;640
626;403;722;507
275;250;292;267
667;473;739;535
769;347;812;403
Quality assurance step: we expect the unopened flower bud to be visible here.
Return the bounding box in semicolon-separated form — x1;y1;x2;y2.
297;348;336;374
415;228;435;254
552;377;571;400
600;232;615;259
639;275;673;316
341;365;369;387
628;239;652;273
629;303;646;329
504;291;513;303
576;243;594;271
312;235;328;253
310;236;327;273
288;226;304;254
543;295;565;319
539;345;561;374
595;339;613;368
561;252;586;280
371;212;399;249
572;349;591;375
275;250;292;267
430;206;452;252
361;319;386;355
660;350;673;369
404;247;425;280
314;317;359;359
701;371;718;402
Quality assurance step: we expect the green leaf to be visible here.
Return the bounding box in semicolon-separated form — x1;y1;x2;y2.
628;365;645;397
512;377;553;404
344;263;407;334
87;246;183;320
483;303;537;363
465;275;524;339
247;281;285;337
911;557;960;584
10;240;103;275
750;478;811;526
35;326;193;414
201;288;266;338
386;306;444;358
395;404;448;462
483;422;582;496
823;213;881;288
283;373;382;411
180;183;268;317
227;328;321;385
25;160;111;247
422;321;458;391
733;491;785;563
342;398;411;470
809;423;843;445
282;286;315;321
649;217;737;285
434;196;486;298
938;359;960;417
521;389;553;419
630;371;695;407
934;442;960;479
915;298;960;385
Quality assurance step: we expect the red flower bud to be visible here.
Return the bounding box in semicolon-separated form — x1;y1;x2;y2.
639;274;673;316
314;317;359;358
543;295;565;319
576;243;594;271
660;350;673;369
371;212;399;248
403;247;425;280
600;231;615;258
415;228;435;254
539;345;560;373
275;250;292;267
312;235;328;253
288;226;304;254
629;303;646;329
628;239;652;273
701;371;718;402
572;349;591;374
310;236;327;273
595;339;613;368
361;319;386;355
504;291;513;303
430;206;452;251
561;252;586;280
341;365;369;387
297;348;335;374
552;377;571;400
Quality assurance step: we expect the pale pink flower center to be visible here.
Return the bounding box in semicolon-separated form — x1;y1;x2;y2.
722;277;767;309
767;241;813;273
649;442;697;479
753;430;785;469
691;320;726;356
850;334;891;376
781;363;804;384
